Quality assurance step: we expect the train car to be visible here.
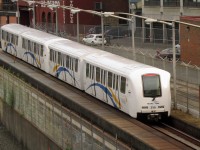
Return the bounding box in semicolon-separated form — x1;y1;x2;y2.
0;24;171;120
83;52;171;120
20;29;64;72
48;40;106;90
1;24;30;57
1;23;64;72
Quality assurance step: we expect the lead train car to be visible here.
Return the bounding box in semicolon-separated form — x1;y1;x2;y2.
83;52;171;119
1;24;171;120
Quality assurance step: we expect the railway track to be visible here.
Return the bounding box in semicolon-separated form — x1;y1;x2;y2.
150;122;200;149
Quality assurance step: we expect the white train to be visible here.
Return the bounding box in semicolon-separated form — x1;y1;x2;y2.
1;24;171;120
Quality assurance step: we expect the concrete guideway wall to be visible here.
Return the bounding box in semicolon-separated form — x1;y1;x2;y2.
0;67;130;150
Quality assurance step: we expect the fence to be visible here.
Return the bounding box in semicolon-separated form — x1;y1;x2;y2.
0;67;131;150
34;22;179;46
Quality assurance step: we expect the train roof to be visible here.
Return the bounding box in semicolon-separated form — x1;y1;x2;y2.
21;28;63;44
49;40;105;58
1;24;31;35
84;52;158;75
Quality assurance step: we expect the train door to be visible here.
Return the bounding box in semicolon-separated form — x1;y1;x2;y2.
107;72;120;109
61;55;71;85
113;74;121;109
61;54;66;81
39;45;44;71
68;56;74;86
85;63;95;96
49;49;54;75
101;70;108;103
90;65;95;96
95;67;103;100
5;33;12;54
107;71;113;106
118;76;128;113
71;58;79;88
24;40;31;64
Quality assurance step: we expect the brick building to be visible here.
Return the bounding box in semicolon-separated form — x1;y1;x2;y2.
180;16;200;66
17;0;130;27
0;0;17;25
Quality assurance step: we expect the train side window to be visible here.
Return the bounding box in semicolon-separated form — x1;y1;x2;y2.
66;55;69;68
34;43;36;54
22;38;25;49
113;74;119;90
35;43;38;55
5;31;7;41
4;31;6;41
38;45;41;55
32;42;34;52
53;50;56;62
89;65;92;78
2;30;4;40
58;52;61;64
72;58;74;71
90;65;94;80
15;36;18;45
25;39;27;49
1;30;4;40
86;63;89;78
96;67;100;82
61;55;63;66
31;42;34;52
7;32;10;42
1;30;5;40
116;75;118;90
28;40;31;51
50;49;53;61
113;74;116;89
101;69;104;84
55;51;58;64
40;45;44;56
92;66;94;80
11;34;14;44
104;71;107;85
120;76;126;94
63;55;66;67
75;59;78;72
62;55;65;66
4;31;7;41
69;57;72;70
108;72;112;88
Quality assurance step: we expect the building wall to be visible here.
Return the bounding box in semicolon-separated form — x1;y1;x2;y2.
102;0;129;12
180;16;200;66
0;16;17;25
0;16;8;25
19;0;129;27
34;0;102;26
142;0;200;21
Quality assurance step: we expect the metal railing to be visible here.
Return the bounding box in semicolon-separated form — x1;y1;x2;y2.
34;22;179;45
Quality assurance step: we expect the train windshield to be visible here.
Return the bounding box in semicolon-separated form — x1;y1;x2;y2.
142;74;161;98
